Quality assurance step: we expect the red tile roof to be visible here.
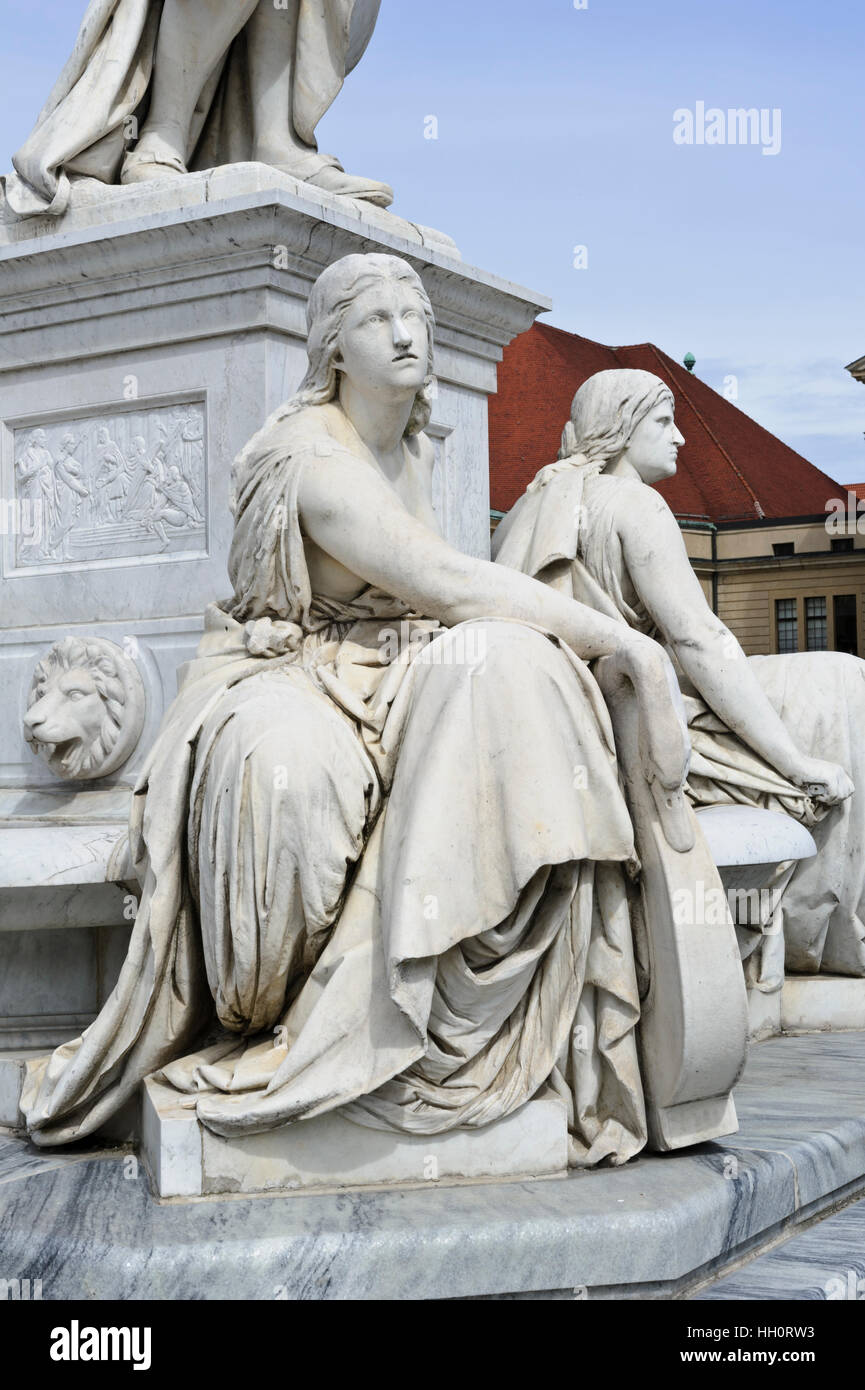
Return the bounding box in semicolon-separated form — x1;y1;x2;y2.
489;323;842;523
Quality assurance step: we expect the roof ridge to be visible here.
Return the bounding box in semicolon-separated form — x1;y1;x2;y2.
637;344;766;520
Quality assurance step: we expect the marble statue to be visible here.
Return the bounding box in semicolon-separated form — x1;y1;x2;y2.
22;254;693;1169
4;0;392;219
24;636;146;780
494;369;865;979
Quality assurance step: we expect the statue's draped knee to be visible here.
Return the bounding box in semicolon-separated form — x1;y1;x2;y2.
192;679;376;1035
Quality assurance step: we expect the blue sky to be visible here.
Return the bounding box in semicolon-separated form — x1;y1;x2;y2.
2;0;864;481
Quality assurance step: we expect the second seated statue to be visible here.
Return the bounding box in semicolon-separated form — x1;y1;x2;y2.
494;369;862;980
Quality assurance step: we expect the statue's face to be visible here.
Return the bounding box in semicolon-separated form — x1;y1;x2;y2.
336;281;429;399
24;667;106;751
620;400;685;484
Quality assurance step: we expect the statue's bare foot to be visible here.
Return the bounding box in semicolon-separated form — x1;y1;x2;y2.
121;129;187;185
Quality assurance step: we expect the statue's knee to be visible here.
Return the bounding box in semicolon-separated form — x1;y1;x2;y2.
468;620;558;679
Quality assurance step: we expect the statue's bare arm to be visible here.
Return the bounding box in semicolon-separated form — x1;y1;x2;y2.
303;451;651;660
617;487;853;801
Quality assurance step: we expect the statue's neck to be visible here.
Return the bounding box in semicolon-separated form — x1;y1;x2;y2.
602;456;641;482
337;379;413;473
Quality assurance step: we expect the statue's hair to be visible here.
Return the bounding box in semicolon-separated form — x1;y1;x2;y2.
29;637;126;777
290;253;436;436
559;369;675;466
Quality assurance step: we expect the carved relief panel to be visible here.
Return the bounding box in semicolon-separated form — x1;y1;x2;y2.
9;400;206;572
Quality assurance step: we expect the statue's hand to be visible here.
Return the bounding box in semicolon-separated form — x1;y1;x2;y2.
601;634;695;853
789;756;855;807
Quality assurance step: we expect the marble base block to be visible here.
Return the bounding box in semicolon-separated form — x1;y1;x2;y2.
0;1050;34;1128
748;986;782;1042
782;976;865;1034
141;1076;568;1199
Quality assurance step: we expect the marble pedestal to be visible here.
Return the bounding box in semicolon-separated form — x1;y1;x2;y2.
748;978;865;1043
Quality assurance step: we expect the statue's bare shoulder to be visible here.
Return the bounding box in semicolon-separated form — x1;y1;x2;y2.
604;477;689;566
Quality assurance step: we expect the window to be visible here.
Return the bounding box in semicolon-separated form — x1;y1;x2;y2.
773;542;795;557
805;596;828;651
776;598;798;653
831;538;855;553
834;594;858;656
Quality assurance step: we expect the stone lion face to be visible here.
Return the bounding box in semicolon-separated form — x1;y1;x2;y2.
25;666;107;751
24;638;145;781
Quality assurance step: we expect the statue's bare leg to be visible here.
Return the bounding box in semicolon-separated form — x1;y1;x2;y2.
245;0;393;207
122;0;260;182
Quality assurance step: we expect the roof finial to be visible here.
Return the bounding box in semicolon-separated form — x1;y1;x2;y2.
683;352;696;374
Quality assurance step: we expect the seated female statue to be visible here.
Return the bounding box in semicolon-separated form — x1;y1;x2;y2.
494;369;861;981
22;257;688;1168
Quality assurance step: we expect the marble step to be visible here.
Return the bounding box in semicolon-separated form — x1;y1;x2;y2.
4;1031;865;1299
693;1195;865;1300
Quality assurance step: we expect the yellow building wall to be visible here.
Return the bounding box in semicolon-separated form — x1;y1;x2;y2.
716;563;865;656
680;515;865;656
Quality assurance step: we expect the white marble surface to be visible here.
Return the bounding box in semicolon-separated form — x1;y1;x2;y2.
748;984;782;1042
1;163;458;256
141;1077;569;1199
782;976;865;1034
0;826;127;888
696;805;817;868
0;1051;31;1127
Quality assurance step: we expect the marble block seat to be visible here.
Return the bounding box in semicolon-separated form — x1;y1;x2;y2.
0;804;133;1125
697;805;821;1040
141;1079;568;1199
696;804;817;914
